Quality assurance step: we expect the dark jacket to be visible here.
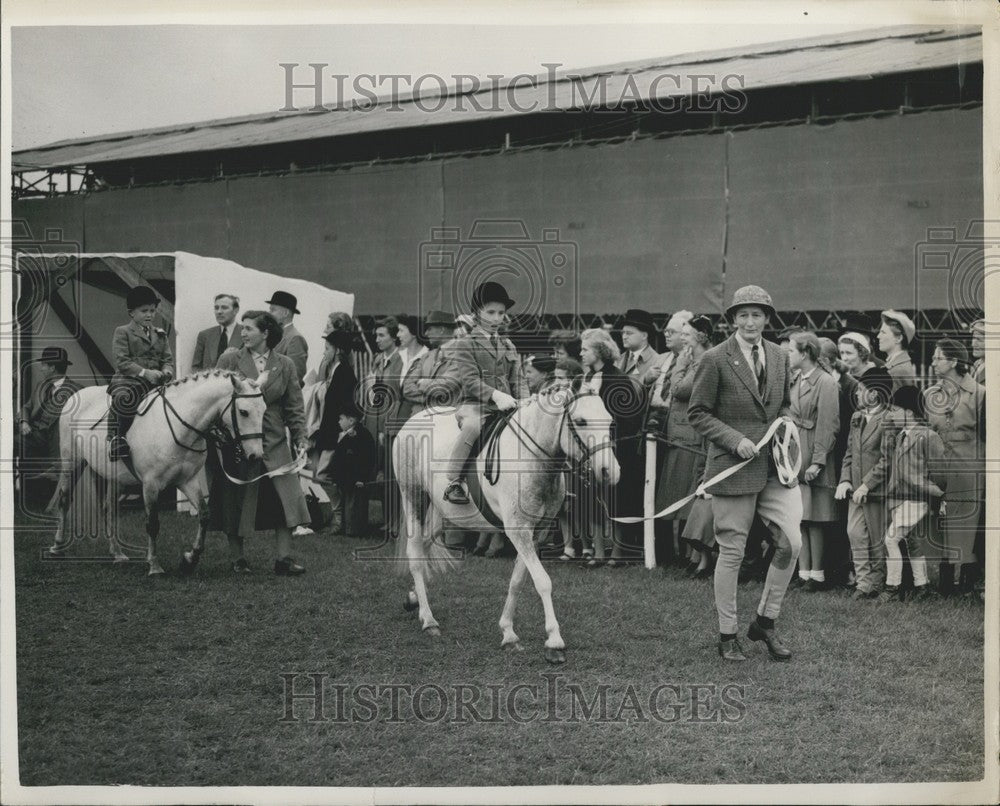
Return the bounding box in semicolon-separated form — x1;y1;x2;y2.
314;361;358;451
192;323;242;372
330;426;377;486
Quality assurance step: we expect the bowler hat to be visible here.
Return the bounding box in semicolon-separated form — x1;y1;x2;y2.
266;290;300;315
424;310;456;328
725;285;775;320
621;309;656;339
857;366;893;402
323;330;354;353
39;346;72;367
126;285;160;311
471;281;515;311
892;384;926;420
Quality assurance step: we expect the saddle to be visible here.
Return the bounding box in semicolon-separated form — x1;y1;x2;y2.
461;410;514;529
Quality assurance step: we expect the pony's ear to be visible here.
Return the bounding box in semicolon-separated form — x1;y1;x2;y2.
255;370;270;388
229;374;242;391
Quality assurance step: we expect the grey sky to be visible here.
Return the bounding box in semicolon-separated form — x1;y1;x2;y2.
11;23;882;150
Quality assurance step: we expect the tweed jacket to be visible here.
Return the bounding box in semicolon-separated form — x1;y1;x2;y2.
191;323;242;372
884;351;918;392
687;335;793;496
663;352;704;450
274;322;308;386
884;423;947;505
401;343;456;415
216;347;306;471
445;327;527;410
839;408;892;496
362;349;403;439
111;320;175;383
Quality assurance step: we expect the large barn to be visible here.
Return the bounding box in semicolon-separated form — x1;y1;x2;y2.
12;25;984;372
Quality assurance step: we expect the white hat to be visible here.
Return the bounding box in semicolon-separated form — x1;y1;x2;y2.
880;310;916;344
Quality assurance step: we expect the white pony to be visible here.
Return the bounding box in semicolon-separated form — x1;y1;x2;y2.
392;387;620;663
47;370;266;575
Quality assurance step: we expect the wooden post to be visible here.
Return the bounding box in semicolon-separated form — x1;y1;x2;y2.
644;434;656;569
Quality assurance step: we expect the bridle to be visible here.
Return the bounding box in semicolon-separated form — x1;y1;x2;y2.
138;384;265;455
493;391;615;483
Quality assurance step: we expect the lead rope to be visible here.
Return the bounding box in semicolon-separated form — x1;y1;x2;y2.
609;417;801;524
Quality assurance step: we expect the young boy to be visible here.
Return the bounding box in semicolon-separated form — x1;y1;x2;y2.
879;385;947;603
329;402;376;536
108;285;175;461
835;366;894;600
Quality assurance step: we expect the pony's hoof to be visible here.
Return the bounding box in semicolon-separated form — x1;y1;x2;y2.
147;564;165;577
178;553;198;576
43;548;67;560
503;641;525;652
544;647;567;664
424;625;441;638
403;591;419;612
112;554;129;564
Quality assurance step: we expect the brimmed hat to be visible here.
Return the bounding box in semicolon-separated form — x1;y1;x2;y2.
126;285;159;310
526;355;556;374
880;309;916;344
471;282;515;311
340;400;364;420
39;346;72;367
323;330;354;353
857;366;893;402
424;310;456;328
266;290;300;314
622;308;656;339
892;385;926;420
689;315;714;340
726;285;775;320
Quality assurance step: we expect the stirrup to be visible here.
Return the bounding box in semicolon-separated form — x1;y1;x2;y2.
108;436;131;462
443;481;469;504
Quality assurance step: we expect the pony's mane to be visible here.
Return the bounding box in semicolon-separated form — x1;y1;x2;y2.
164;368;249;389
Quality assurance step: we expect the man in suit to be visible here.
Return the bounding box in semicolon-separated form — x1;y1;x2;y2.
688;285;802;663
268;290;308;386
443;282;527;504
617;308;666;386
192;293;242;372
17;347;82;467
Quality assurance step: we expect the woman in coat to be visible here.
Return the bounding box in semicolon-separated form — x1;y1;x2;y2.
213;310;311;575
789;331;840;591
580;328;646;566
656;316;714;576
925;337;986;595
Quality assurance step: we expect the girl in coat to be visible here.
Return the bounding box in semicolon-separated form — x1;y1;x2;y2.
213;310;311;575
789;331;840;590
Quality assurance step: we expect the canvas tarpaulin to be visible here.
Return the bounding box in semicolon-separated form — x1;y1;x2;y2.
12;107;983;315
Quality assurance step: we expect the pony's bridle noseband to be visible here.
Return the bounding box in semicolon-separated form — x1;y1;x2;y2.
147;385;264;455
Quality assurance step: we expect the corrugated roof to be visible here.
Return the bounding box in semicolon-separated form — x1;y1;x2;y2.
13;24;982;171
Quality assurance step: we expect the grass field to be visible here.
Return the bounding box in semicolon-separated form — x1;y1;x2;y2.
13;506;985;787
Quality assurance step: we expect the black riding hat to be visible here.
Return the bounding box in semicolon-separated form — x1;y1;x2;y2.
126;285;160;311
471;281;515;311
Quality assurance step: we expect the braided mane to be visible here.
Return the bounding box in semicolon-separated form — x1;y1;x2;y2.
164;368;248;388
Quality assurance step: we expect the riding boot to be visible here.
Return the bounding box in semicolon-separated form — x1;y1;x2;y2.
444;431;476;505
108;410;133;461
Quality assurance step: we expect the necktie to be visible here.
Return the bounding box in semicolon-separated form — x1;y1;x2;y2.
751;344;765;394
491;334;500;354
217;326;228;356
144;326;151;340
